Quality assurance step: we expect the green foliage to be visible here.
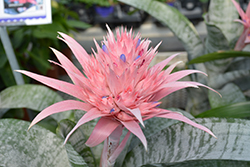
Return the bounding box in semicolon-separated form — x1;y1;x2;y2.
188;51;250;64
0;84;73;122
206;0;241;45
0;43;15;89
208;83;246;108
56;119;96;167
122;118;250;166
0;119;88;167
67;20;92;29
203;20;230;54
0;62;16;88
196;101;250;118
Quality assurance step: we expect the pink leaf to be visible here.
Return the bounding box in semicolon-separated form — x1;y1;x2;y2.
167;70;207;82
48;60;93;91
85;117;120;147
100;125;124;166
100;138;109;167
232;0;247;20
151;81;221;101
151;81;199;101
64;108;108;144
108;131;131;163
150;53;179;74
16;70;87;101
185;81;221;97
164;61;183;76
156;110;217;138
246;2;250;18
58;32;90;70
29;100;93;129
109;125;123;143
234;28;249;50
127;108;145;127
50;48;85;86
107;68;121;95
120;120;147;150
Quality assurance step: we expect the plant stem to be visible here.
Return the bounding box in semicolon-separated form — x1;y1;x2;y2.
100;125;123;167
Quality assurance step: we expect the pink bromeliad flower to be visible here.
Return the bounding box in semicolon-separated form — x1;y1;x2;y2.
17;26;218;166
232;0;250;50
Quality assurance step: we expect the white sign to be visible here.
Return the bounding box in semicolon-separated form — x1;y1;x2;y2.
0;0;51;26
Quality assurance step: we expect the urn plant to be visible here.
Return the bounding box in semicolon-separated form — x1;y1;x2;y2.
1;25;250;165
1;0;250;167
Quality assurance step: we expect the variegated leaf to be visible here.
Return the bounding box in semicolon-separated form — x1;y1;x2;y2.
0;119;88;167
123;118;250;166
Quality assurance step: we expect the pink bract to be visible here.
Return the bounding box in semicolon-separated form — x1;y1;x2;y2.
17;25;218;165
232;0;250;50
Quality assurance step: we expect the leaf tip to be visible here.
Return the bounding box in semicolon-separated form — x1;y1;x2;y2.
27;124;33;131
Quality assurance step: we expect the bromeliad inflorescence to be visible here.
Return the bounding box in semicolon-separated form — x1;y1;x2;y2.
17;25;219;166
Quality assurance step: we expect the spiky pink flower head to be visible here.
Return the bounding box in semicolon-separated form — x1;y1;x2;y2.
17;25;218;164
232;0;250;50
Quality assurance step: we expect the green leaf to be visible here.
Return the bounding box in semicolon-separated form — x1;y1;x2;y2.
123;118;250;166
203;17;230;53
207;0;242;44
37;116;58;133
0;56;7;70
208;83;246;108
195;101;250;118
0;118;88;167
0;43;7;68
11;28;26;49
0;63;16;87
28;48;52;75
188;51;250;64
56;119;96;167
32;22;67;39
118;0;204;59
32;27;58;40
0;84;72;122
66;20;92;29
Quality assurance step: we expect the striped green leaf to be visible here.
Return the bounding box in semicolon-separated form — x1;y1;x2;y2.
56;119;96;167
123;118;250;166
0;119;88;167
208;83;246;109
207;0;242;44
0;84;73;122
204;18;230;54
128;109;194;152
